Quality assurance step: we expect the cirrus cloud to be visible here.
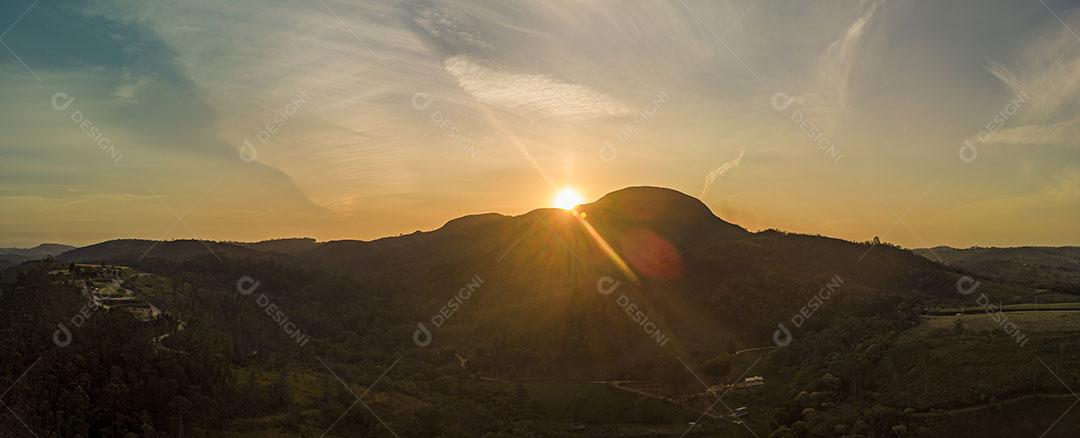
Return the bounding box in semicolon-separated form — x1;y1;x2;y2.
443;54;631;121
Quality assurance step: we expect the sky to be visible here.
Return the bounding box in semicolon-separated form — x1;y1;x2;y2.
1;0;1079;248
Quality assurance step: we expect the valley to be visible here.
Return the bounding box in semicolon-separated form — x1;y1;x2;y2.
2;188;1078;437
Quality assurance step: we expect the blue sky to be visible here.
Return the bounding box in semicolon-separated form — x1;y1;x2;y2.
2;0;1079;247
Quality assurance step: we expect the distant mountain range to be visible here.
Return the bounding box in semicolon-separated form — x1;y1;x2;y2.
233;237;319;255
49;187;1015;370
7;186;1080;437
915;246;1080;295
36;188;1076;311
0;243;75;268
46;194;1078;305
25;187;1075;357
57;239;306;266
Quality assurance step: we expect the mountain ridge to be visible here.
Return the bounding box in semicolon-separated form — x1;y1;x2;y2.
0;243;77;268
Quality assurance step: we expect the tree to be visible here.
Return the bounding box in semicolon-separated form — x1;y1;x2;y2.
513;382;527;407
769;426;795;438
821;373;842;391
567;394;588;422
270;370;293;407
702;353;731;379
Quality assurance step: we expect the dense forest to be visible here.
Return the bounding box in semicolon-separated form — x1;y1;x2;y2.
2;188;1078;437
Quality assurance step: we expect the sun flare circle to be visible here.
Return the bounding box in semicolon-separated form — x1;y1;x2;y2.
552;187;585;210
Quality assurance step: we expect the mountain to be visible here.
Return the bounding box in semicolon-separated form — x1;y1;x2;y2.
915;246;1080;294
50;188;1007;354
39;187;992;374
0;243;76;258
0;243;76;268
40;188;1023;368
56;239;301;265
235;237;319;255
3;186;1073;437
300;187;998;377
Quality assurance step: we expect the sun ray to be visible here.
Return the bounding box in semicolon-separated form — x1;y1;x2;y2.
576;216;640;284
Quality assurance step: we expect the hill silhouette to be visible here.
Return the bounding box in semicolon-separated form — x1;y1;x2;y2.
7;186;1072;437
235;237;319;255
53;186;992;377
0;243;75;268
915;245;1080;294
57;239;300;265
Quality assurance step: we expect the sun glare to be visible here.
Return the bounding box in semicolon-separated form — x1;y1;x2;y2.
552;187;585;210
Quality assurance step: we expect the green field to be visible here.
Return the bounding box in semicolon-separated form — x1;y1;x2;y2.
488;379;770;437
724;347;773;381
494;380;685;422
123;271;177;301
923;397;1080;438
923;302;1080;315
880;311;1080;411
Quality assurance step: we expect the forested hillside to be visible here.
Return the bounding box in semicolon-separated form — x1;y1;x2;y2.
3;188;1076;437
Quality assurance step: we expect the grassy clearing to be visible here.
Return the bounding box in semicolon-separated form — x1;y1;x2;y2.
124;272;176;301
486;379;772;436
504;380;684;423
924;302;1080;315
923;397;1080;438
921;310;1080;332
881;311;1080;410
724;347;772;381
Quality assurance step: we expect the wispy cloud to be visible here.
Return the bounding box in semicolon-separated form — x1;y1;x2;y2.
411;3;633;121
980;23;1080;146
9;0;1077;248
113;74;150;102
981;118;1080;146
443;54;631;120
701;150;744;198
797;0;886;133
987;60;1026;97
995;36;1080;119
413;6;492;51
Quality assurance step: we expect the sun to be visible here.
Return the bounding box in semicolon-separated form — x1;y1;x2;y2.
552;187;585;210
